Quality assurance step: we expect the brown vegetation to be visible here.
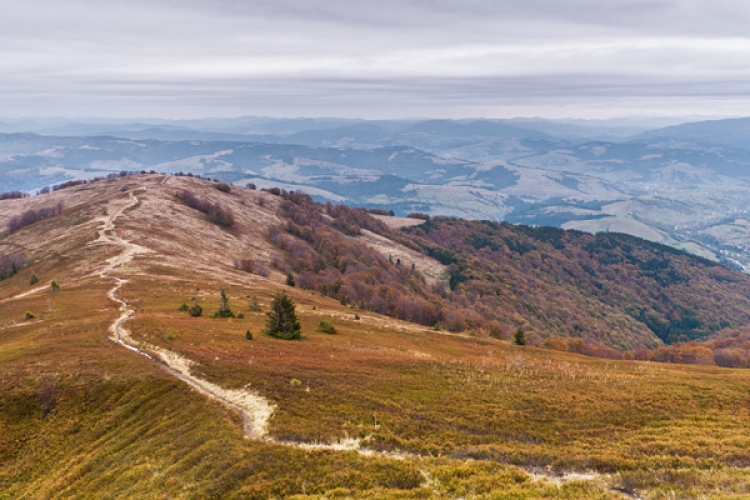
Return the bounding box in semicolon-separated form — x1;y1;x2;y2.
6;203;62;234
406;212;431;220
0;251;26;281
0;191;28;201
4;175;750;498
175;189;235;228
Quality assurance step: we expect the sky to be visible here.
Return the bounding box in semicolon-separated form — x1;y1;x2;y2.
2;0;750;120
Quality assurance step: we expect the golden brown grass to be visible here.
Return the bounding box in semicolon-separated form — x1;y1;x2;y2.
3;175;750;498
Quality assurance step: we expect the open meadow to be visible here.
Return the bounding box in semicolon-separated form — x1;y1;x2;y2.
2;175;750;498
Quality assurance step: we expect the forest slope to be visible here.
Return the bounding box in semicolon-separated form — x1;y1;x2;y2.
269;192;750;350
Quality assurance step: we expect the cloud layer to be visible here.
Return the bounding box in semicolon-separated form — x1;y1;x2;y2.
2;0;750;118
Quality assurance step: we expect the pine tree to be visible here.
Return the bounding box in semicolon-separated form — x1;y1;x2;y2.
264;292;301;340
29;274;38;286
213;289;235;318
50;280;60;294
513;327;526;346
286;272;296;287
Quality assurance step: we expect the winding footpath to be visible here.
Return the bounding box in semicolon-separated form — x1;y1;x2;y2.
99;191;274;439
98;191;636;498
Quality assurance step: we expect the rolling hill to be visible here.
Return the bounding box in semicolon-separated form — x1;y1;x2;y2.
3;174;750;498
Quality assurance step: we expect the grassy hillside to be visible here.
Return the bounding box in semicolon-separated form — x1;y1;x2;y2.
3;174;750;498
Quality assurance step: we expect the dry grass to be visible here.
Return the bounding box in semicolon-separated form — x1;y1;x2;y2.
2;175;750;498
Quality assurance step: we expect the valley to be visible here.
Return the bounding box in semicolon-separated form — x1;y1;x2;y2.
2;116;750;272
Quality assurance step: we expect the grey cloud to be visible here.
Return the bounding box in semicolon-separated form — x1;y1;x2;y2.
1;0;750;119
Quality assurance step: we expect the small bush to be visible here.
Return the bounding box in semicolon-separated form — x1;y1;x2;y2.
290;379;302;387
212;289;235;318
25;311;35;320
485;321;505;339
234;259;269;277
354;314;360;320
216;183;231;193
270;254;286;271
318;319;337;334
248;295;261;312
29;274;39;286
164;332;176;341
286;272;295;287
189;298;203;317
208;204;235;228
50;281;60;294
245;330;253;340
237;313;245;319
179;302;189;311
246;183;256;190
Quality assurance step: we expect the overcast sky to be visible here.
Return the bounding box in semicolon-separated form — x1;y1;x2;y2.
2;0;750;120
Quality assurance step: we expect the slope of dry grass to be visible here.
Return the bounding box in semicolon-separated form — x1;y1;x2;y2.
2;175;750;498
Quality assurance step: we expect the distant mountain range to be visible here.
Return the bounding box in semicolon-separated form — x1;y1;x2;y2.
2;115;750;271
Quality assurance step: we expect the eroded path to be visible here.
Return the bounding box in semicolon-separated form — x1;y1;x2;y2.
99;191;636;498
100;191;274;439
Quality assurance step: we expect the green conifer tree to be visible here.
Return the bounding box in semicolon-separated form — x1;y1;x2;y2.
265;292;301;340
213;289;235;318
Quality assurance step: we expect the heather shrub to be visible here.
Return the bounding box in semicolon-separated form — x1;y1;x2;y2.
318;319;337;334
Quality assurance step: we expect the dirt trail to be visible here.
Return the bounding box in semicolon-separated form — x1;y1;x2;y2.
97;190;637;497
100;191;274;439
